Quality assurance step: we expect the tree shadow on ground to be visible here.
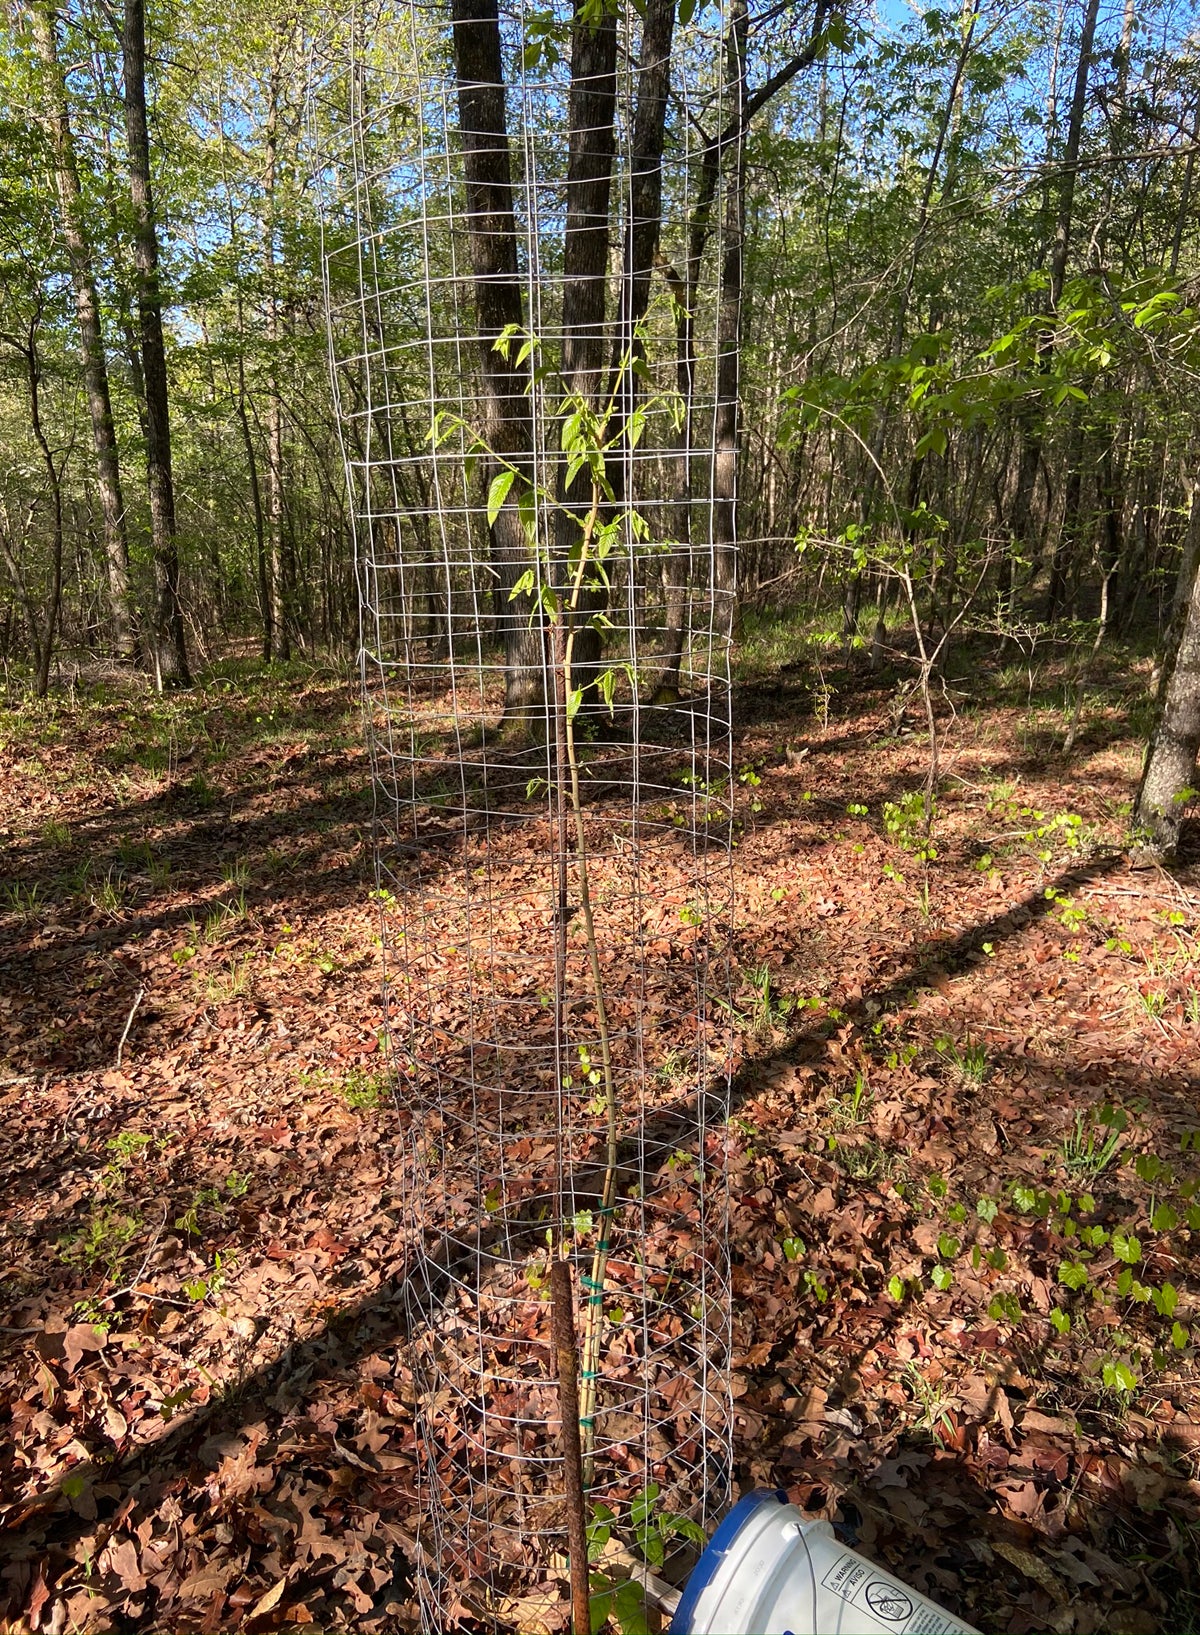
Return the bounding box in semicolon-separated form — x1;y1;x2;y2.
4;845;1176;1633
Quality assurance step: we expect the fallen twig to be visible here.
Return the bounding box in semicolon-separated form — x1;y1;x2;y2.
115;986;146;1068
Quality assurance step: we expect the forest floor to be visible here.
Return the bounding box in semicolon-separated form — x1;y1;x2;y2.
1;622;1199;1635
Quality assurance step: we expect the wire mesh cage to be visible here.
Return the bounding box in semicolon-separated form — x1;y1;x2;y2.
318;0;740;1621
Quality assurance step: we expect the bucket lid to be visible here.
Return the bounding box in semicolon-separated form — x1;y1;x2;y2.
668;1490;789;1635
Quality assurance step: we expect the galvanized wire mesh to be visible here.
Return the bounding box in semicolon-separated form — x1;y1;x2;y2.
319;0;738;1621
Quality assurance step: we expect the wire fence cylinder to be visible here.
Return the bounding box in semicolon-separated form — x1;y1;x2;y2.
320;0;740;1620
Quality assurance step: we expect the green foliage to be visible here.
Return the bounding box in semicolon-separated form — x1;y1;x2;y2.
1060;1107;1125;1176
883;790;937;862
58;1208;142;1280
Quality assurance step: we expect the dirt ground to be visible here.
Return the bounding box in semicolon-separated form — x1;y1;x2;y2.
1;633;1198;1633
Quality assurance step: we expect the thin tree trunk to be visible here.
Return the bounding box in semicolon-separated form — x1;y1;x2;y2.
123;0;190;688
28;332;65;699
263;34;289;661
451;0;542;725
711;0;747;614
0;313;64;697
32;2;135;662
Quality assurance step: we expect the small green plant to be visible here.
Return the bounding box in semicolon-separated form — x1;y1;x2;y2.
147;852;173;890
828;1135;896;1182
883;789;937;861
174;1189;220;1235
340;1067;390;1110
935;1035;988;1086
59;1208;142;1280
1060;1107;1125;1176
1044;886;1087;932
655;1047;691;1089
738;764;764;814
188;771;218;809
1101;1356;1139;1397
3;880;46;921
101;1130;152;1190
202;956;254;1004
828;1071;871;1130
626;1485;706;1569
901;1360;954;1443
182;1246;238;1304
42;819;71;847
90;866;130;919
741;962;794;1033
204;892;248;942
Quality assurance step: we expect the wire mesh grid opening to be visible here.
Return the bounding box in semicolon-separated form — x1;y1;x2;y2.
319;0;740;1621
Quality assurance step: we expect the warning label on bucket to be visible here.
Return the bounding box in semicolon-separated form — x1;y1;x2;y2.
822;1552;966;1634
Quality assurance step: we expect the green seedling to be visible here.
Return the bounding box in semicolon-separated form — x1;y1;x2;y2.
1060;1107;1125;1176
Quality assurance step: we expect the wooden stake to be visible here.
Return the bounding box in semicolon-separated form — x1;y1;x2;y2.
551;1256;591;1635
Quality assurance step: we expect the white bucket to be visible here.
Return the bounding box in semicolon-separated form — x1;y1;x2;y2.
669;1491;981;1635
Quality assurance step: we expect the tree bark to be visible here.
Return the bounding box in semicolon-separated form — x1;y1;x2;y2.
31;2;136;663
451;0;542;723
1012;0;1101;571
616;0;676;383
711;0;747;613
263;32;290;661
123;0;190;688
1136;487;1200;855
0;311;64;698
555;0;619;701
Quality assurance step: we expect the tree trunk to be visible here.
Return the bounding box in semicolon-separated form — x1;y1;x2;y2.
711;0;747;615
555;0;619;701
616;0;675;386
26;325;65;698
123;0;190;688
1137;488;1200;855
1012;0;1101;568
263;35;290;661
0;313;64;697
451;0;542;724
32;2;135;663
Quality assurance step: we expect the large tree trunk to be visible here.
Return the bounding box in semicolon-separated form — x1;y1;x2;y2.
451;0;541;724
1012;0;1101;574
1137;488;1200;855
555;0;619;701
616;0;675;384
32;2;136;663
123;0;190;688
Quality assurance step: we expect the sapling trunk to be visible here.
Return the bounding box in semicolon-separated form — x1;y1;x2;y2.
558;484;620;1475
551;1257;592;1635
